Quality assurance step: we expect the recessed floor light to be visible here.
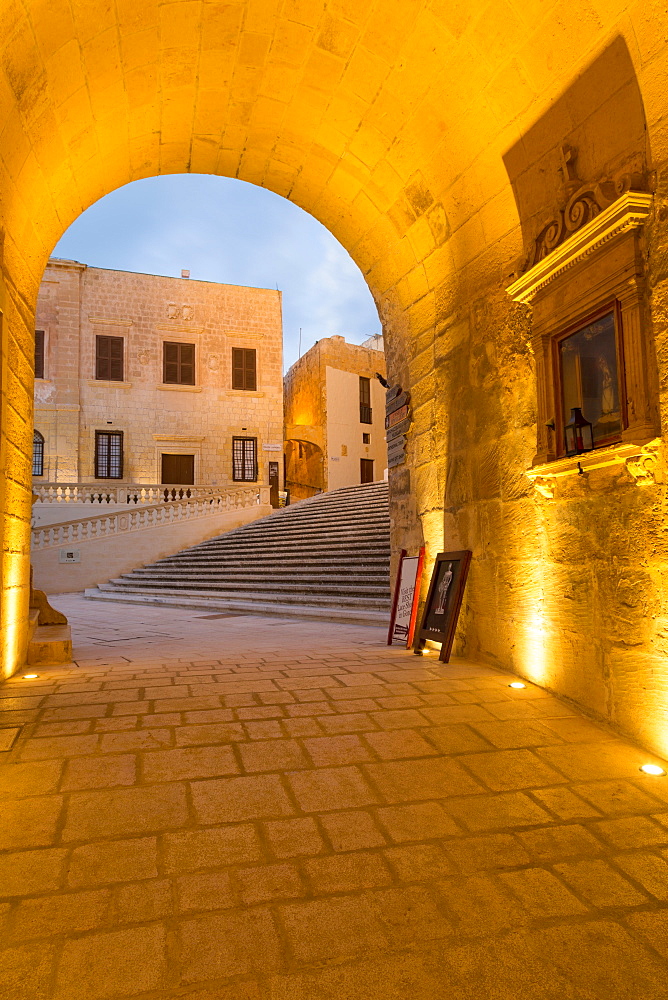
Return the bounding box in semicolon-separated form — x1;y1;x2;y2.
508;681;526;689
23;674;39;679
640;763;666;776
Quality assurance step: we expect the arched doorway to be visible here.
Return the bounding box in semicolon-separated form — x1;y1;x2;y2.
2;2;668;764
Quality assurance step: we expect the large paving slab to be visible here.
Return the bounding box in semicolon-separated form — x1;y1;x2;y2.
1;594;668;999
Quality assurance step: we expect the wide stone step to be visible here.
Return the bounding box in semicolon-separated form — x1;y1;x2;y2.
157;544;391;563
125;567;390;581
97;582;391;610
84;588;390;625
107;577;390;598
152;551;390;566
194;527;390;547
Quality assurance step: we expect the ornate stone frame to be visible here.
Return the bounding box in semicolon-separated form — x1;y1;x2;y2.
507;191;660;498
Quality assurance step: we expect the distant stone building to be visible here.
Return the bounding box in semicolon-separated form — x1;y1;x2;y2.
33;260;284;492
284;334;387;501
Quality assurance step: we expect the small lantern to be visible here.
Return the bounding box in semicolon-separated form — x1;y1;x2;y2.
564;407;594;457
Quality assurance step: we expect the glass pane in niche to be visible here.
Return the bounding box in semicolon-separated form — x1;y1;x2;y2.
559;311;621;446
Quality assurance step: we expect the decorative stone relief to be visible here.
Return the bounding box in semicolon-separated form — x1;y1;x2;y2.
182;305;194;320
625;439;664;486
167;304;179;319
207;354;220;371
522;146;647;272
137;349;150;366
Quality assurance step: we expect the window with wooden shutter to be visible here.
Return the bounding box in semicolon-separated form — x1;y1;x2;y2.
232;437;257;481
96;336;124;381
35;330;45;379
232;348;257;390
95;430;124;479
359;376;372;424
163;342;195;384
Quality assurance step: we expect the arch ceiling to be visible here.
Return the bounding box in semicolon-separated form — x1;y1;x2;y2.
1;0;662;316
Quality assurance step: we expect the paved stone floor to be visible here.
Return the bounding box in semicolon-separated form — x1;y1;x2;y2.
2;595;668;999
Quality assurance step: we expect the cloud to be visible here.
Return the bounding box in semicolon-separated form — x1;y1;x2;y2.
53;175;380;370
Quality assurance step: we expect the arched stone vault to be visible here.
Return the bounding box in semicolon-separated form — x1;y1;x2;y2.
2;0;668;755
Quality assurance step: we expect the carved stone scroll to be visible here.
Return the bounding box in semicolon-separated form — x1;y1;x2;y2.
625;439;663;486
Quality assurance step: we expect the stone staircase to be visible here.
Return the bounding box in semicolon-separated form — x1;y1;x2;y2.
85;480;391;625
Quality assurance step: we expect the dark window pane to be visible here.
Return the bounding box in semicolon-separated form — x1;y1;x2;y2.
35;330;45;379
95;431;124;479
232;437;257;481
32;431;44;476
559;311;621;448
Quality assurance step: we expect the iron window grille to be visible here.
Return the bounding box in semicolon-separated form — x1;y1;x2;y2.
32;430;44;476
232;437;258;481
232;348;257;390
163;342;195;385
95;430;124;479
96;335;124;381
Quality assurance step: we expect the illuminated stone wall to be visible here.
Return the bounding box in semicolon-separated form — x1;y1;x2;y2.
1;1;668;756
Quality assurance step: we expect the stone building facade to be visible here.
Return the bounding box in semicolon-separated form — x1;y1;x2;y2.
33;260;284;490
284;335;387;500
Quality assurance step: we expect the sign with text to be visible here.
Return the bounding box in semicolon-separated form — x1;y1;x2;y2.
387;547;425;647
384;384;411;468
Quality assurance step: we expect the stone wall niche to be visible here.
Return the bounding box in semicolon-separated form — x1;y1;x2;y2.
507;189;660;497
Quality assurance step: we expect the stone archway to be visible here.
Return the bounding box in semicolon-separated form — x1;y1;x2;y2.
2;1;668;758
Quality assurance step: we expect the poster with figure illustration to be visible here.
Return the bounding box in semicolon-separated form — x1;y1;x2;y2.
413;550;472;662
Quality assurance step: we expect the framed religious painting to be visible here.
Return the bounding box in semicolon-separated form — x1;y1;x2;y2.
413;550;472;662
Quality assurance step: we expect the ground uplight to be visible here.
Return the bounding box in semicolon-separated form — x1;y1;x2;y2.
640;763;666;776
508;681;526;689
23;673;39;679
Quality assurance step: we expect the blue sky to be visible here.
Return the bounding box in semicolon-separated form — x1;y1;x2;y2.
53;174;381;371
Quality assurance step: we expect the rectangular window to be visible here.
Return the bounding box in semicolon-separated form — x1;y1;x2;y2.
359;376;372;424
362;432;370;444
232;437;257;481
32;431;44;476
95;430;124;479
163;342;195;385
35;330;45;379
232;348;257;391
556;309;623;452
361;458;374;483
96;335;124;381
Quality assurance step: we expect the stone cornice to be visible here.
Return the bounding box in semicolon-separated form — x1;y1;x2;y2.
506;191;653;305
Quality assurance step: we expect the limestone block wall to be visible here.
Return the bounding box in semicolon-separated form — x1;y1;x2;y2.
284;335;387;497
325;367;387;490
34;262;284;489
383;36;668;759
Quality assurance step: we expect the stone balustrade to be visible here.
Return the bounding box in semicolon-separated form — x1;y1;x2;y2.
32;482;226;505
32;487;269;551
